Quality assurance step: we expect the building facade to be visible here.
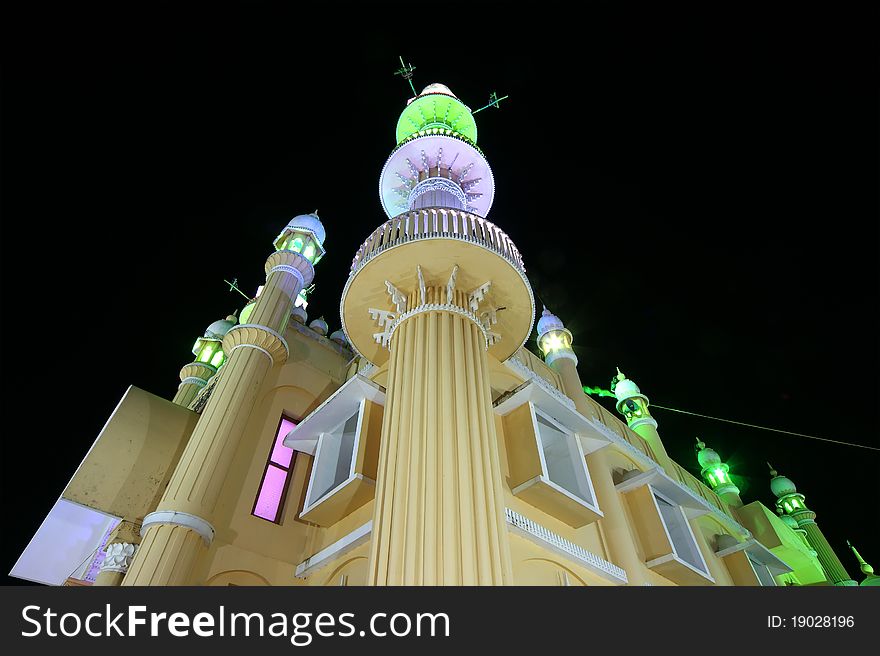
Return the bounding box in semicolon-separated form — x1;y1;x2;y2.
11;83;864;587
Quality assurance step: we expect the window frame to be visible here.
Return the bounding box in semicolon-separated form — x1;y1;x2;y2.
301;398;367;515
747;552;777;587
529;404;599;511
647;485;711;577
251;414;299;524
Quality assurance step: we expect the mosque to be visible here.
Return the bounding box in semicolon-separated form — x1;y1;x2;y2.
11;82;875;586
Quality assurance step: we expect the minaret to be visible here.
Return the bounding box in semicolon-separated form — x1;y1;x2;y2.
536;307;648;586
341;83;534;584
611;368;673;472
172;312;238;407
123;212;324;585
694;437;743;507
847;541;880;586
768;464;857;586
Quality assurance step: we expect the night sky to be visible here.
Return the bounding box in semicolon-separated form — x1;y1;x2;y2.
2;5;877;584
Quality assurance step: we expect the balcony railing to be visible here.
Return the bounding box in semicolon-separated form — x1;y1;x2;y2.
350;209;525;276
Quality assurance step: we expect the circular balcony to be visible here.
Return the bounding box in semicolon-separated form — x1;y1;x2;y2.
350;209;525;276
342;209;533;366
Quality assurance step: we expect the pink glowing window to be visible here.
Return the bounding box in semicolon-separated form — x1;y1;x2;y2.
252;416;297;523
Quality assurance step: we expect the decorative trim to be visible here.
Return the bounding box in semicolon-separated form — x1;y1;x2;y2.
178;376;208;389
295;521;372;579
235;323;290;353
544;349;578;367
340;211;535;366
390;302;491;349
141;510;215;546
628;417;659;431
267;263;306;287
408;176;468;210
504;508;627;584
228;342;274;364
100;542;138;574
225;323;290;365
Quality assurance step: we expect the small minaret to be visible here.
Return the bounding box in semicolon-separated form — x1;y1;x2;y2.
769;464;857;586
124;212;325;586
847;541;880;586
611;368;673;472
172;312;238;407
695;438;743;507
536;307;649;586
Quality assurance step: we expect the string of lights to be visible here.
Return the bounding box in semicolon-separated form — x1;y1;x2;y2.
582;387;879;452
649;404;880;453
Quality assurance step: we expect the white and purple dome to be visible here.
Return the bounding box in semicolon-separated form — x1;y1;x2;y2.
285;212;326;246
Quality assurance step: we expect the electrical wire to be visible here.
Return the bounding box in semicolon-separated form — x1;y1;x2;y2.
650;404;880;453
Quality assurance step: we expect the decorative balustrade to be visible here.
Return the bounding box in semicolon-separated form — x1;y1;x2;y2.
505;507;628;583
350;209;525;276
670;461;726;513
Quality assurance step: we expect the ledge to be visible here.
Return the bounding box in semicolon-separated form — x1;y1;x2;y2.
283;374;385;455
716;536;793;575
295;521;372;579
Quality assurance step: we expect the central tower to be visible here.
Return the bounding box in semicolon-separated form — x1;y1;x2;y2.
341;83;534;584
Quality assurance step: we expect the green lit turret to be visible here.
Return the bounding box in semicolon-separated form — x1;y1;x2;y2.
695;438;742;507
769;464;857;586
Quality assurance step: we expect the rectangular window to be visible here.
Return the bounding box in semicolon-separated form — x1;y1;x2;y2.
653;491;708;574
304;402;364;511
748;553;777;586
534;409;596;507
252;416;297;523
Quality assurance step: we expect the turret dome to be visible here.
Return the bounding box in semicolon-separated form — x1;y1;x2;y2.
536;307;565;339
695;438;722;469
769;465;798;498
204;313;238;340
286;211;326;246
309;316;329;336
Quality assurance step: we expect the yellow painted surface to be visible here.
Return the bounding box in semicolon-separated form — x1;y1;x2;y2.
63;386;198;520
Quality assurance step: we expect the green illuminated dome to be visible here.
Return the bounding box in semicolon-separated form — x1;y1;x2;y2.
204;314;237;340
695;438;722;469
769;465;798;498
396;83;477;145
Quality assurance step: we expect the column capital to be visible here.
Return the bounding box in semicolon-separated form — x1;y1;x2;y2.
178;361;216;382
100;542;138;574
265;250;315;288
222;323;289;366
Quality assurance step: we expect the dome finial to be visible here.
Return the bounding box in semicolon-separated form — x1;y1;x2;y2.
615;366;626;382
847;540;875;577
695;436;706;451
767;462;777;477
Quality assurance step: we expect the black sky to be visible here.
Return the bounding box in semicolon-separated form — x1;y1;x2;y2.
2;4;877;583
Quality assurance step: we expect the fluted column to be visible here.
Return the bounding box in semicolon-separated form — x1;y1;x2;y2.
368;286;512;585
93;519;141;586
172;362;216;407
797;515;857;586
123;250;312;586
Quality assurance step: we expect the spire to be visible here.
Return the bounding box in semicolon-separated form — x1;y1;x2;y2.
695;437;741;504
847;541;875;578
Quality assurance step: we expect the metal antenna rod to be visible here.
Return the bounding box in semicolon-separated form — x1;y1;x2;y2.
472;91;509;114
224;278;251;300
394;56;418;96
